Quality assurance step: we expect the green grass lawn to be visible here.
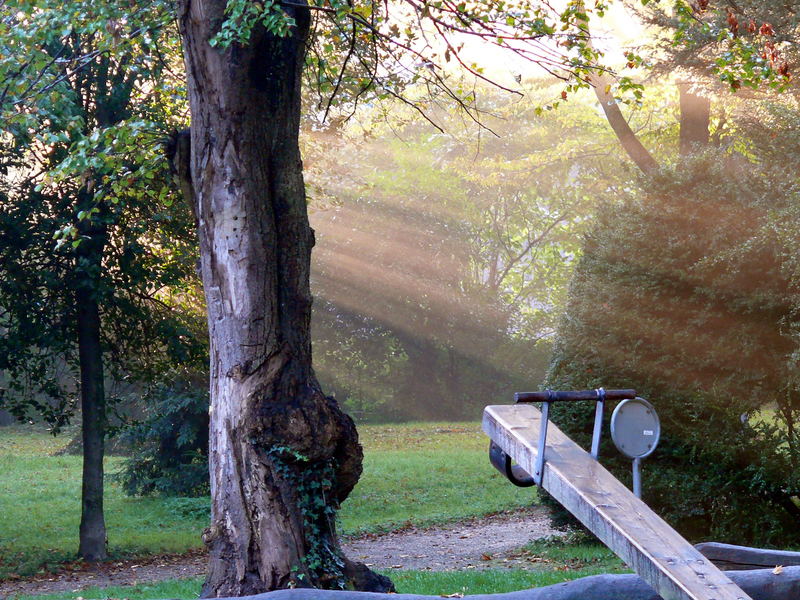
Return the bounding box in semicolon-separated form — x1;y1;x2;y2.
340;423;538;534
0;423;535;578
0;427;209;578
388;563;627;597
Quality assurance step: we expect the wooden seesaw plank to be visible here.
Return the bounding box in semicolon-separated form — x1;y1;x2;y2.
483;404;753;600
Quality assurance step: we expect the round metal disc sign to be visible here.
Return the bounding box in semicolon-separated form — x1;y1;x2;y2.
610;397;660;459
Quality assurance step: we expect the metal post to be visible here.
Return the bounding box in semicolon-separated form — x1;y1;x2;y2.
632;457;642;499
590;387;605;459
534;400;550;486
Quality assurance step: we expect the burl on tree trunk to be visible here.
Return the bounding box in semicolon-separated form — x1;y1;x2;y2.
177;0;391;596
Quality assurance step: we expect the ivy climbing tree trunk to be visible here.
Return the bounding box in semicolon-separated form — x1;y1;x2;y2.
177;1;391;596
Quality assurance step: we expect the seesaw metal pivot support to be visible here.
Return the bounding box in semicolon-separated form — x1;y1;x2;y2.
590;387;606;460
528;388;605;486
532;391;551;485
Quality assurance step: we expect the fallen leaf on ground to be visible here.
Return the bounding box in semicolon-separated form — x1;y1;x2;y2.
440;593;464;598
773;565;784;575
480;554;492;561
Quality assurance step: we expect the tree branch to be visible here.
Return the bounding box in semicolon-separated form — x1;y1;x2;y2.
575;2;659;174
590;70;659;173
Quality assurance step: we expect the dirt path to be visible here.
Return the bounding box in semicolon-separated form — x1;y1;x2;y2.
345;507;561;571
0;508;562;598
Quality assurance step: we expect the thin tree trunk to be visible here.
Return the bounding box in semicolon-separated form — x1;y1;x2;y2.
76;234;108;562
577;1;658;174
590;72;658;174
178;1;391;595
68;53;134;564
678;82;711;155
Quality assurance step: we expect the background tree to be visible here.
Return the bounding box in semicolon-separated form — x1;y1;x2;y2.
543;1;800;544
628;0;798;93
309;86;625;421
0;0;202;560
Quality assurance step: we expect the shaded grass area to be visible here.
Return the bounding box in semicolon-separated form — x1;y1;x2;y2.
0;423;535;578
340;423;537;534
388;564;626;597
513;534;625;573
0;427;208;579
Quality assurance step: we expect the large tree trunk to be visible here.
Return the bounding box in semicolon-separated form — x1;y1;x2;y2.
76;228;108;562
178;1;390;596
678;82;711;155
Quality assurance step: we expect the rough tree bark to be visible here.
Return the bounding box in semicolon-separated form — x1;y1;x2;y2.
177;1;391;596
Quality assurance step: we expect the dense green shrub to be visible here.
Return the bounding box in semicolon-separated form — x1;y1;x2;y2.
543;154;800;546
117;378;209;497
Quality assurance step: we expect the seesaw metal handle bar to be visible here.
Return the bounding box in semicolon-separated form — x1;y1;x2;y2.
514;389;637;403
491;388;636;487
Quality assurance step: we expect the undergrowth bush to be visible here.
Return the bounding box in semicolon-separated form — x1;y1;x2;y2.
543;154;800;546
117;378;209;497
163;496;211;520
